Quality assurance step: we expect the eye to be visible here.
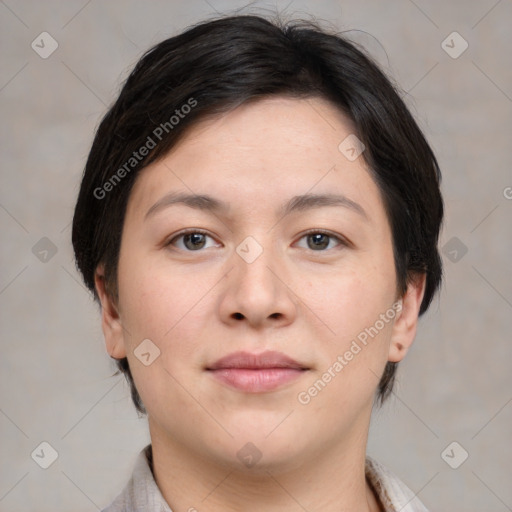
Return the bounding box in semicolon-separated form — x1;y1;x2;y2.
295;230;345;251
166;229;219;251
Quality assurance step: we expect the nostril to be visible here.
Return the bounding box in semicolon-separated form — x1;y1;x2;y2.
232;312;244;320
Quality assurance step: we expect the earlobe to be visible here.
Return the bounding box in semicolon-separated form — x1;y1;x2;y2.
388;274;426;363
94;264;127;360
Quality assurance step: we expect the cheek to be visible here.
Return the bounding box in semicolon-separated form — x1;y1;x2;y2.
294;256;397;407
298;264;396;345
118;253;198;338
296;314;395;425
118;255;213;372
118;263;209;415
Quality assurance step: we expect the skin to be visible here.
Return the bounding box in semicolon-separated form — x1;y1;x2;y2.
95;96;425;512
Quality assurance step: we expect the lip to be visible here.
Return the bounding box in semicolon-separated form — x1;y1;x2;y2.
206;350;309;393
208;350;306;371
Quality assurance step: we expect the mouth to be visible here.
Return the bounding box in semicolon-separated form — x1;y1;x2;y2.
206;350;309;393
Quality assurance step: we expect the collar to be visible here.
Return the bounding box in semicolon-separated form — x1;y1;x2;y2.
102;445;429;512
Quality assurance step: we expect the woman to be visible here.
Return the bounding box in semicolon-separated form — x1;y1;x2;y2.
72;14;443;512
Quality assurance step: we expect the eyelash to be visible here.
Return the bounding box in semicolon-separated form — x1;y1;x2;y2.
166;228;213;249
299;228;347;248
166;228;348;252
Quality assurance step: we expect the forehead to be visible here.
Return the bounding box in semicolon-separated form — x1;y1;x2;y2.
167;96;357;166
125;96;386;226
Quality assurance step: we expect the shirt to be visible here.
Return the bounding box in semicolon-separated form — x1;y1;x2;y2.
102;445;429;512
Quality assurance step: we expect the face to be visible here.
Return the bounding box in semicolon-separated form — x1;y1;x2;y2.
96;96;424;472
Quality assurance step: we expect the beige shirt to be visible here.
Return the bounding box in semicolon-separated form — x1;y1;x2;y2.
103;445;429;512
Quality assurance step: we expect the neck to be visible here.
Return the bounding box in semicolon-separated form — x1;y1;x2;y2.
148;417;382;512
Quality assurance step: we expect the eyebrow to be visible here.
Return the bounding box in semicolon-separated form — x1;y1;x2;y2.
144;192;229;220
144;192;368;221
279;193;368;220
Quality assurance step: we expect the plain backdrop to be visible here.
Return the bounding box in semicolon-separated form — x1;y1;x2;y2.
1;1;511;511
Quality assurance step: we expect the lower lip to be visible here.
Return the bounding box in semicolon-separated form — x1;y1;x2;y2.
208;368;306;392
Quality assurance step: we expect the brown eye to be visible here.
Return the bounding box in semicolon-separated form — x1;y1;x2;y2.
295;231;344;251
167;230;217;251
183;233;207;250
307;233;330;250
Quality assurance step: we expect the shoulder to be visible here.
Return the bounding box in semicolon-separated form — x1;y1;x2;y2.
101;445;172;512
365;456;430;512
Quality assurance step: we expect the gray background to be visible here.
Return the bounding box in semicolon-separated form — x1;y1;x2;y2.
1;0;511;510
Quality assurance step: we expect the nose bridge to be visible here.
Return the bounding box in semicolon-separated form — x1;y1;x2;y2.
220;232;297;325
234;233;281;295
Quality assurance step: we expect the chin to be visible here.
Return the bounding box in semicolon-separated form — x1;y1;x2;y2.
207;425;312;475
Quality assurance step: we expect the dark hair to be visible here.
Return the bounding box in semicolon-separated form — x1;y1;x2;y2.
72;14;443;414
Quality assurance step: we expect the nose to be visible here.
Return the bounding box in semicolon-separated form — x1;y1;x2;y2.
218;239;298;329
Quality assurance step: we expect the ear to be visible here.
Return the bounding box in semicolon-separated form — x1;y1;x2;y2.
388;273;426;363
94;264;127;359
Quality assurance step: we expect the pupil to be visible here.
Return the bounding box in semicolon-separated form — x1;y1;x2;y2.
185;233;205;249
309;233;328;250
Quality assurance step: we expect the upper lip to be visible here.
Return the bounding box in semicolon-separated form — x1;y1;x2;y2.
207;350;308;370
